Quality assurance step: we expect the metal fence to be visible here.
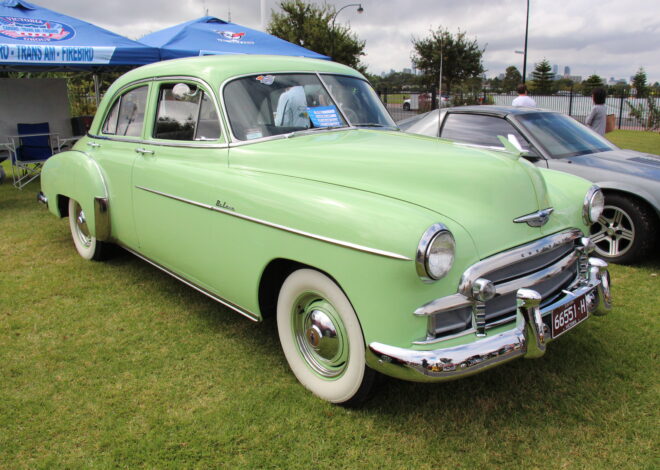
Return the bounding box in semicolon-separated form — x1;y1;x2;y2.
378;88;660;131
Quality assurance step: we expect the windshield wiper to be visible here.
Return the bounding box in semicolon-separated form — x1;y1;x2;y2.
351;123;390;128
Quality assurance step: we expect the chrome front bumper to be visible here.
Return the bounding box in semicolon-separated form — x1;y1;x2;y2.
367;257;611;382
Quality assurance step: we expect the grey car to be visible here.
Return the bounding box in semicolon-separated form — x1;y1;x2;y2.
399;106;660;264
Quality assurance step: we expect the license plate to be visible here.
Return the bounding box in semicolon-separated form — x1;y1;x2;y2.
551;293;589;338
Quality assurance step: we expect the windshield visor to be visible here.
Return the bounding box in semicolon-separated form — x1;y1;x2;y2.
516;112;616;158
223;73;395;141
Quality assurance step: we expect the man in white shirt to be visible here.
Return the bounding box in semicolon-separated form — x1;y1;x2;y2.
512;84;537;107
275;86;309;127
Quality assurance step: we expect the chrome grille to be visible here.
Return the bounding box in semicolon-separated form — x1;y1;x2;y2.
425;230;583;341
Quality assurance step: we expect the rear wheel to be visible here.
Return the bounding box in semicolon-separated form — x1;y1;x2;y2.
276;269;375;406
589;193;656;264
68;198;110;261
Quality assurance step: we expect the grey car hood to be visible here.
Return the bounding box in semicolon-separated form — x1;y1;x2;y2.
569;149;660;181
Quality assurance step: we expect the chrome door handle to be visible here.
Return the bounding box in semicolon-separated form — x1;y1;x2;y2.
135;148;155;155
86;142;101;148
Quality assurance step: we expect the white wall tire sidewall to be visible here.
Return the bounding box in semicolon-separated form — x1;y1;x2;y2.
68;198;97;260
277;269;367;404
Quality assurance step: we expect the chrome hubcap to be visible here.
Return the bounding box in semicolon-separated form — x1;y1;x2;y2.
292;294;348;378
590;205;634;257
73;202;92;248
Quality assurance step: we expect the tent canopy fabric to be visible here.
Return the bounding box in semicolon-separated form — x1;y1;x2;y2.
0;0;159;70
140;16;330;61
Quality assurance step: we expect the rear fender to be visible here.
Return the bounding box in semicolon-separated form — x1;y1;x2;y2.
41;150;111;240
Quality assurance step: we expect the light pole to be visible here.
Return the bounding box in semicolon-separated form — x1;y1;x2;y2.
330;3;364;60
522;0;530;84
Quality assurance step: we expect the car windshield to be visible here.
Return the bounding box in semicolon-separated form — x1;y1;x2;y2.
223;73;395;141
516;112;617;158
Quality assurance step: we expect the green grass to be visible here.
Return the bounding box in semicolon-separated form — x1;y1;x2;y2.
1;159;659;469
606;130;660;155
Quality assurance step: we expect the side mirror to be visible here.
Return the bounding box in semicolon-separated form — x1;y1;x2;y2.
522;148;543;162
172;83;198;100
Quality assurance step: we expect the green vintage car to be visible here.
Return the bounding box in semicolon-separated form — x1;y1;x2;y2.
39;55;612;405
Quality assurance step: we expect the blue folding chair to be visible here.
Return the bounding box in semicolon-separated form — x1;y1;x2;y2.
11;122;58;189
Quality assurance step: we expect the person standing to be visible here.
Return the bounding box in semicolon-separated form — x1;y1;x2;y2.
585;87;607;136
512;84;537;107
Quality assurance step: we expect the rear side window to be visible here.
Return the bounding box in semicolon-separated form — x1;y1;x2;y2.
102;86;148;137
441;113;529;150
153;83;221;141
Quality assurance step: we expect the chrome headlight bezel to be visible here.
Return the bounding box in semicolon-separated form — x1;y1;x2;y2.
416;224;456;282
583;186;605;224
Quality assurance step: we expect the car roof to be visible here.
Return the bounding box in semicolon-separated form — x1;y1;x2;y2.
445;105;556;117
107;54;363;93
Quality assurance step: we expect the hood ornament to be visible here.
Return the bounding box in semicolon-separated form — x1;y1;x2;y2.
514;208;554;227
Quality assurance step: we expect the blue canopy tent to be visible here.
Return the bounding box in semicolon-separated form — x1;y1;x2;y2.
0;0;159;70
140;16;329;61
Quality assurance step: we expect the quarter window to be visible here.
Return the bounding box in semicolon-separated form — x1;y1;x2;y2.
102;86;148;137
153;83;221;141
441;114;529;150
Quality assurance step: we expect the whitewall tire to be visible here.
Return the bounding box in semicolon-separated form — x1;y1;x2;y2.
277;269;375;405
68;198;109;261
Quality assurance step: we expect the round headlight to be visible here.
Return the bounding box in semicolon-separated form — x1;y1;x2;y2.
416;224;455;282
583;186;605;224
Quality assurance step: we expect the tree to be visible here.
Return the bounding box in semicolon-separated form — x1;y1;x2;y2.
530;59;553;94
581;74;605;96
267;0;365;70
632;67;648;98
502;66;522;92
411;27;485;95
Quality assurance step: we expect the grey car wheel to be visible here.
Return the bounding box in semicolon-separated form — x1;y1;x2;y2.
589;193;656;264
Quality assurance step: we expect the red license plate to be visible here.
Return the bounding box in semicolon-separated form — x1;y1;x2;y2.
551;293;589;338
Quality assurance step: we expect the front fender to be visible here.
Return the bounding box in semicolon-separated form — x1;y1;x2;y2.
41;150;111;240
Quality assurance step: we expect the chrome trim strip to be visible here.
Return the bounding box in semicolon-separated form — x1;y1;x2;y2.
135;185;412;261
414;293;471;317
120;244;260;322
458;229;582;297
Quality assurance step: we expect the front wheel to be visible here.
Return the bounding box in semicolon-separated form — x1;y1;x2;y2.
276;269;375;405
589;193;656;264
68;198;110;261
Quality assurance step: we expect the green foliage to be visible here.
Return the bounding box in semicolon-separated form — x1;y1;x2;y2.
502;66;522;92
368;71;423;91
632;67;648;98
608;82;631;98
626;96;660;131
581;74;605;96
267;0;365;70
530;59;553;94
411;27;485;94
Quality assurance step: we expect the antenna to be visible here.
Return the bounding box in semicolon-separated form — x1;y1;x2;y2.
228;0;232;22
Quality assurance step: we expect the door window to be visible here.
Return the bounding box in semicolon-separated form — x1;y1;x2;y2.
441;113;529;150
101;86;149;137
153;83;221;141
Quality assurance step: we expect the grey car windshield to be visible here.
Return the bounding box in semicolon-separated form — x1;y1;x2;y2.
223;73;395;141
516;112;617;158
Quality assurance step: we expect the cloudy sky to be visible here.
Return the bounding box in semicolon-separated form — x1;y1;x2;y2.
42;0;660;82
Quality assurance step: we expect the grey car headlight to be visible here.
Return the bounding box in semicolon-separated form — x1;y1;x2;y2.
416;224;455;282
583;186;605;224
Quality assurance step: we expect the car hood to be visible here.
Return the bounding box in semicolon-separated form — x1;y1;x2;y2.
572;149;660;181
229;130;557;257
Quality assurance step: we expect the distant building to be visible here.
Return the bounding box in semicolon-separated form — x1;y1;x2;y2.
566;75;582;83
403;68;412;74
552;64;558;75
564;66;571;75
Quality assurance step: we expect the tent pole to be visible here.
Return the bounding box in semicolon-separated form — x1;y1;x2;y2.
93;73;100;107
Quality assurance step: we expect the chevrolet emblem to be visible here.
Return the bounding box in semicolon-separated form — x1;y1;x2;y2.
513;208;554;227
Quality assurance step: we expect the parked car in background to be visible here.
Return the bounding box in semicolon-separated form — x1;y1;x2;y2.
39;56;611;405
400;106;660;264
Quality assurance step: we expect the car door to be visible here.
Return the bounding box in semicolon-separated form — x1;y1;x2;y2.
131;79;229;291
86;83;150;250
